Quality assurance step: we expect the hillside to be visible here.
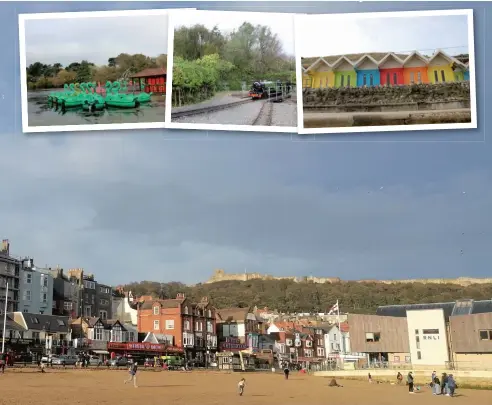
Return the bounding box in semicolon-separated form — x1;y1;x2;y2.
122;279;492;314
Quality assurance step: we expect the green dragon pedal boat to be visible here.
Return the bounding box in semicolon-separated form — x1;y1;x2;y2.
105;81;140;108
136;91;152;103
48;84;69;103
58;83;85;108
81;82;106;111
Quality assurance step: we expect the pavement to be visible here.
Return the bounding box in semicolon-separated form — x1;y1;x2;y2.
303;109;472;128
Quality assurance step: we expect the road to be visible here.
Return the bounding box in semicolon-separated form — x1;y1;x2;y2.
173;98;297;127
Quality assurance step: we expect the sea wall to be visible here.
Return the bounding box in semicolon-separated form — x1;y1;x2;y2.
303;82;471;110
206;269;492;287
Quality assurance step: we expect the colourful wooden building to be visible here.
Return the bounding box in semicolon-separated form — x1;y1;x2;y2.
379;53;405;86
354;54;380;87
131;67;166;94
305;57;334;88
402;51;429;85
332;56;356;88
464;63;470;81
427;50;458;84
302;65;313;88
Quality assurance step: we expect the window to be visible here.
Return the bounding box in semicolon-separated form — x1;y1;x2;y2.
405;356;411;363
94;326;103;340
91;295;95;304
100;299;109;306
63;302;72;311
347;75;351;87
99;286;110;294
434;70;439;82
305;340;312;347
23;290;31;301
363;74;367;86
415;329;419;335
393;73;397;85
84;294;89;304
195;321;199;331
317;338;323;346
369;74;374;86
184;320;190;330
208;309;212;318
417;72;422;83
386;73;390;85
340;75;344;87
317;347;325;357
41;293;47;303
83;280;95;289
365;332;380;343
423;329;439;335
305;349;313;357
166;320;174;330
417;351;422;360
153;320;160;330
207;321;213;333
99;310;107;320
184;306;188;315
153;306;160;315
32;332;40;339
394;356;400;362
333;334;337;341
441;70;446;82
286;339;293;346
84;306;91;317
410;72;415;84
25;273;32;284
416;336;420;349
129;332;135;341
479;330;492;340
42;276;48;287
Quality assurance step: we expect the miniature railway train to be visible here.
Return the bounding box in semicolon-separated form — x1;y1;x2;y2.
249;81;292;100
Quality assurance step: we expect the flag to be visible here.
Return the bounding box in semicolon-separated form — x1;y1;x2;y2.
328;301;339;315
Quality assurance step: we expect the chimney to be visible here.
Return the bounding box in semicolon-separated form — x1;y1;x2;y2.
176;293;185;299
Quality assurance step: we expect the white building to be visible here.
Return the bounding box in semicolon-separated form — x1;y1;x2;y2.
406;308;449;367
112;293;138;326
20;260;54;315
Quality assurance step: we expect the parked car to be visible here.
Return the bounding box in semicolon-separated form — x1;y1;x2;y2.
89;356;103;366
51;355;78;366
110;357;130;367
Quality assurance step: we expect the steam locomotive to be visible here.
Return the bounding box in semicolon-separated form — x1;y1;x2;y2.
249;80;292;100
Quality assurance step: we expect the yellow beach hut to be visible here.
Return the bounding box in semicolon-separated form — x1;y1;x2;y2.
304;57;334;89
427;50;461;84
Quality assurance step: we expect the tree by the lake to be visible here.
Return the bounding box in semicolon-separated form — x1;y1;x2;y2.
26;53;167;90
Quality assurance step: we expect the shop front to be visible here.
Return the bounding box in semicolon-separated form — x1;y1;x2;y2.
107;342;184;363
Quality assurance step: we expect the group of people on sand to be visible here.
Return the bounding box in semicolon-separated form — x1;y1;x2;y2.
366;371;457;397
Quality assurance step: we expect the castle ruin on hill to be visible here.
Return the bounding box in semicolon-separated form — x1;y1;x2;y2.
206;268;492;287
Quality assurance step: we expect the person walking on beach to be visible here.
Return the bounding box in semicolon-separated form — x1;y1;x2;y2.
441;373;448;395
124;361;138;388
433;374;441;395
238;378;246;396
431;371;436;387
368;373;373;383
397;372;403;384
283;366;290;380
446;374;457;397
407;372;415;393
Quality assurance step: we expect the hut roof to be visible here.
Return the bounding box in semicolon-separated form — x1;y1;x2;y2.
132;67;167;78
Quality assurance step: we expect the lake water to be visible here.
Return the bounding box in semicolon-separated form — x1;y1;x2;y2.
27;90;166;127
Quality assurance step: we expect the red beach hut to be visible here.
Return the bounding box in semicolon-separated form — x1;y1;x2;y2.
379;53;405;86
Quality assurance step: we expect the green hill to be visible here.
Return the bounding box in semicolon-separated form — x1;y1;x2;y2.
121;279;492;314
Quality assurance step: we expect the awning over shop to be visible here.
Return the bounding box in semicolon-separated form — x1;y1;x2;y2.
92;350;109;354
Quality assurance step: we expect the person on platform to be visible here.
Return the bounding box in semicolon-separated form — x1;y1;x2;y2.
238;378;246;396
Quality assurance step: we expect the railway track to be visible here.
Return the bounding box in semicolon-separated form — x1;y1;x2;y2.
252;100;273;126
171;97;252;119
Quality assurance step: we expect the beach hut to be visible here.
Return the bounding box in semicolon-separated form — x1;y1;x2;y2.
378;53;405;86
304;57;334;88
427;50;459;84
402;51;429;85
354;54;381;87
332;56;356;88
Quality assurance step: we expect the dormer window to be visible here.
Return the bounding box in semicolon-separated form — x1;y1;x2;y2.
153;306;160;315
208;309;211;318
184;306;189;315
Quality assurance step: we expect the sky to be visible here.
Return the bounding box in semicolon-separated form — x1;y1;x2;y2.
1;2;491;287
298;13;470;57
173;10;295;56
24;14;169;66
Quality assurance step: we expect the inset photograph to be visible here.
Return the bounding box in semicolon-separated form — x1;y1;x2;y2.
166;10;297;133
296;10;477;134
19;10;176;133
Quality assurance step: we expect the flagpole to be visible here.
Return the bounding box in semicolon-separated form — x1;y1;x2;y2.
2;283;8;354
337;299;343;360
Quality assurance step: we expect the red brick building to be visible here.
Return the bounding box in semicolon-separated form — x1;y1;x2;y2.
137;293;217;365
